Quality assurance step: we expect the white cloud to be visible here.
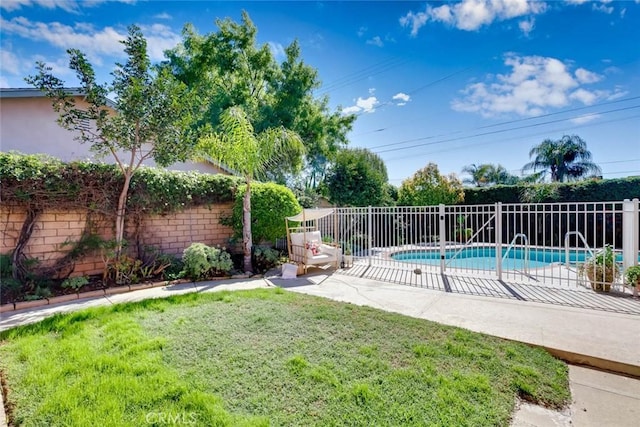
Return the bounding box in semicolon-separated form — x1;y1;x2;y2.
0;44;76;85
401;0;547;34
430;4;454;23
368;87;376;95
0;0;134;14
518;17;535;36
392;92;411;106
366;36;383;47
570;113;602;124
139;24;181;61
0;76;10;88
1;17;180;63
452;55;613;117
567;0;617;14
399;9;428;37
606;87;629;100
342;95;379;115
342;105;361;115
575;68;602;84
1;16;124;64
357;26;367;37
570;88;598;105
268;42;286;61
0;49;21;75
593;3;614;14
154;12;172;20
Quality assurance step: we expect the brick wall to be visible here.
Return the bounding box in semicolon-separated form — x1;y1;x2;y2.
0;203;235;277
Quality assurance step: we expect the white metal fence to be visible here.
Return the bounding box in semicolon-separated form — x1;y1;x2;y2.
313;199;640;293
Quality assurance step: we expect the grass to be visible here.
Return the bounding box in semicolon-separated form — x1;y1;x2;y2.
0;288;570;426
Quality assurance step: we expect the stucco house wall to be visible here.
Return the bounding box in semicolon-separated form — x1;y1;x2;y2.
0;88;230;175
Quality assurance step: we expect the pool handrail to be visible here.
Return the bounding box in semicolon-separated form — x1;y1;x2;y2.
564;231;595;268
503;233;529;274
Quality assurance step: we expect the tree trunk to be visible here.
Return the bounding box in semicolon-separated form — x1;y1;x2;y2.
12;207;41;282
242;179;253;274
114;171;133;258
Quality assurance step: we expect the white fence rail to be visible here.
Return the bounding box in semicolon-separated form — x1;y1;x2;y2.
312;199;640;292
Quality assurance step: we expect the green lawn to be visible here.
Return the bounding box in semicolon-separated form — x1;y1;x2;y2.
0;288;570;426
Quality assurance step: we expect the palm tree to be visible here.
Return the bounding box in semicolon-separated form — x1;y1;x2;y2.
462;163;520;186
196;107;305;273
461;163;491;187
522;135;601;182
487;164;520;185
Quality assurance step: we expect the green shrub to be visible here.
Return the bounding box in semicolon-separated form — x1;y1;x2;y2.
230;182;301;243
61;276;89;293
0;152;240;214
182;243;233;281
252;246;282;274
462;177;640;204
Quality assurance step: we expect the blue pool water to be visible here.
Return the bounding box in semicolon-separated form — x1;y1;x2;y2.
390;247;599;270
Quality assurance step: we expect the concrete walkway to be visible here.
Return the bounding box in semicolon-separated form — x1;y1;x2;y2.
1;271;639;426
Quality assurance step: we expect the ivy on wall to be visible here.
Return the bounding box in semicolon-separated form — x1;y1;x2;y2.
0;152;241;214
0;152;242;285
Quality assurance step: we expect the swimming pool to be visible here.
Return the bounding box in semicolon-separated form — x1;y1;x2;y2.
390;247;601;270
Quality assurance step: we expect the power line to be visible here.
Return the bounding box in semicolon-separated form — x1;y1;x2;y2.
383;113;640;163
318;56;411;95
373;105;640;154
368;97;640;150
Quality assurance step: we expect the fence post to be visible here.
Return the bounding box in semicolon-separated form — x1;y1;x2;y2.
495;202;503;281
368;206;372;266
622;199;639;273
439;204;446;273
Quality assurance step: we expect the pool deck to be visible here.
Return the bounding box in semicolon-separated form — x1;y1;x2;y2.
339;259;639;315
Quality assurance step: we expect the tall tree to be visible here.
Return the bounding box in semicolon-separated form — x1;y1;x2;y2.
26;26;195;257
398;163;464;206
522;135;601;182
324;148;389;207
196;106;304;273
163;11;354;183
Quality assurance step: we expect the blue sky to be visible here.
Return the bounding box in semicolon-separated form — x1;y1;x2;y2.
1;0;639;185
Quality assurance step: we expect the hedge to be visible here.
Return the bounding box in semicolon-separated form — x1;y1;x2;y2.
230;182;302;243
0;152;242;215
462;177;640;204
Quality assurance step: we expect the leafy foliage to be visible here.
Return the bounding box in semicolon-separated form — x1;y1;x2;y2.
61;276;89;293
624;265;640;288
230;182;302;244
462;163;521;187
325;148;390;207
522;135;601;182
163;11;354;183
579;245;619;292
196;106;304;273
0;152;239;214
252;246;283;274
181;243;234;281
26;25;197;256
462;177;640;204
398;163;465;206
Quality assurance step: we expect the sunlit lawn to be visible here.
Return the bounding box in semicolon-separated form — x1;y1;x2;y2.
0;288;570;426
